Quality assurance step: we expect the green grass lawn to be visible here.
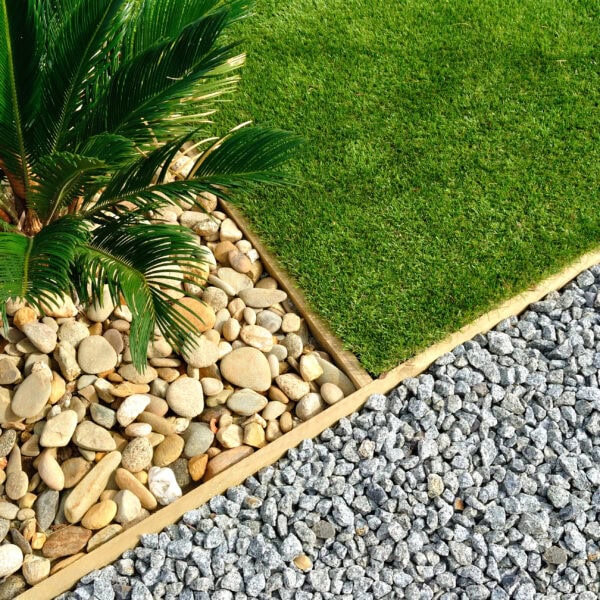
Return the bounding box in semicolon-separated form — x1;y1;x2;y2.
217;0;600;375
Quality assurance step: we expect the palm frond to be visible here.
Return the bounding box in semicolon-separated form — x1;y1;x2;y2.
123;0;252;58
0;0;44;195
35;0;129;155
190;126;303;187
76;217;208;370
0;216;88;325
80;10;244;146
28;152;106;223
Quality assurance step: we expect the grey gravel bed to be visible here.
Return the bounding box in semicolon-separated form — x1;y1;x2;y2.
61;266;600;600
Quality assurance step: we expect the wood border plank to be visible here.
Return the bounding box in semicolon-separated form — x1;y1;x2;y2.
19;245;600;598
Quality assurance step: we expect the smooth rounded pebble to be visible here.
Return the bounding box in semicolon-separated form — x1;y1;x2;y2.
77;336;118;374
166;376;204;418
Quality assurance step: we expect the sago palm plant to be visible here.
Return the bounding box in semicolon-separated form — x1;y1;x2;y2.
0;0;299;370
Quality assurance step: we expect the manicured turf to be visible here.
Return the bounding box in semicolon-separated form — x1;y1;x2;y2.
217;0;600;374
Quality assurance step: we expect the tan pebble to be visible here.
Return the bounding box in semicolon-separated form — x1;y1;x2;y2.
115;468;157;510
82;500;117;530
295;392;326;421
280;412;293;433
294;554;312;571
156;368;179;382
281;313;301;333
21;434;40;457
73;421;116;452
49;371;66;404
21;517;37;541
320;382;344;405
206;447;221;459
262;401;287;421
243;307;256;325
299;353;324;382
87;524;123;552
255;277;278;290
18;492;36;509
204;329;220;344
173;297;216;334
0;470;5;486
147;432;165;447
149;357;181;368
213;241;237;264
201;377;223;397
268;386;289;404
222;318;240;342
240;325;273;352
31;531;46;550
275;374;310;401
28;472;41;492
145;396;169;416
130;471;145;485
188;454;208;481
111;382;150;397
119;364;158;385
22;554;51;585
64;451;122;523
265;420;282;442
40;409;78;447
137;411;177;436
216;424;243;449
106;372;122;383
100;490;118;501
16;508;35;521
243;423;266;448
124;422;152;437
153;434;184;467
5;471;29;500
268;354;279;379
13;307;37;330
242;413;267;428
247;260;263;283
88;323;103;336
228;249;251;273
43;526;92;558
219;413;233;427
50;552;86;575
227;298;245;320
204;445;253;480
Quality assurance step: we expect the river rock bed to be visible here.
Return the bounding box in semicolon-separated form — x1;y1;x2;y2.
59;265;600;599
0;193;356;591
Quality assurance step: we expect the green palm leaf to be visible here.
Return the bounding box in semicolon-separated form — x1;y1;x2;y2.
28;152;107;223
36;0;128;155
124;0;252;58
76;216;209;370
0;0;43;195
0;216;88;325
190;126;303;187
80;10;243;147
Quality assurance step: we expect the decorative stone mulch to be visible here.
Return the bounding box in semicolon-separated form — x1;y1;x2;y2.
0;190;356;589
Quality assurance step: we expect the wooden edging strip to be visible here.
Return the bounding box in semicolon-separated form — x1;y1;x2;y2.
23;248;600;599
218;199;373;390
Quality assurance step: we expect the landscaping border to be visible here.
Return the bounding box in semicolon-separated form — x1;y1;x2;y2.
20;246;600;599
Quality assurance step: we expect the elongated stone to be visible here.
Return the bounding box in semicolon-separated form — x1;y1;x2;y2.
64;451;122;524
42;526;92;559
204;446;253;480
11;366;53;418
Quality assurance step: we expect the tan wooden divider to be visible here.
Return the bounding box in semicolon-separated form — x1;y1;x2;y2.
24;247;600;599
